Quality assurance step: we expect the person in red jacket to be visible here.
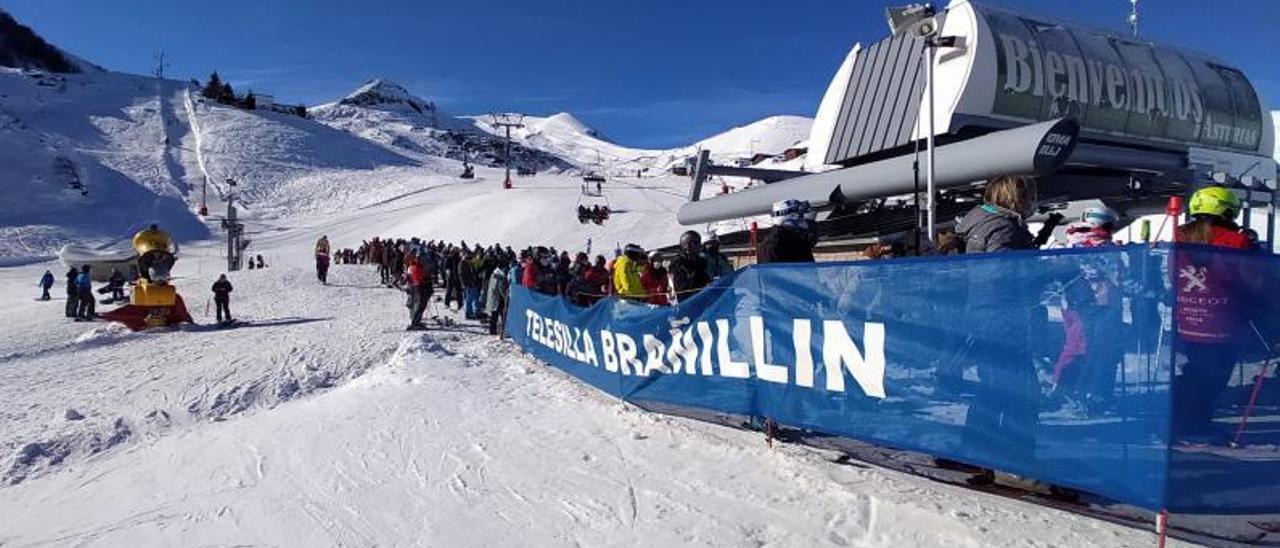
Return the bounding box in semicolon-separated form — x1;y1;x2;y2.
583;255;610;304
521;255;539;289
1173;186;1256;440
406;256;429;330
640;251;670;305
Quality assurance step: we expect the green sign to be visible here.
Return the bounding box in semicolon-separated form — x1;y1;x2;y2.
984;8;1263;153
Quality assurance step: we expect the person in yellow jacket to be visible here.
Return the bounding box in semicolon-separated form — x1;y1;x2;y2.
612;243;647;300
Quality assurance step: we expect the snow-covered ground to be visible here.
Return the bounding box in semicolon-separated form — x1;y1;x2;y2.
0;263;1164;547
0;157;1183;546
2;17;1274;544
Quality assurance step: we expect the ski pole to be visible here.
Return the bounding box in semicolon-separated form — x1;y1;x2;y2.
1233;321;1275;446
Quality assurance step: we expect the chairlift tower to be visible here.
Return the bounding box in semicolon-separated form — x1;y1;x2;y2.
221;178;245;271
489;113;524;189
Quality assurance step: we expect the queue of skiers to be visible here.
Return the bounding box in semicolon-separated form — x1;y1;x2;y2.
330;231;740;333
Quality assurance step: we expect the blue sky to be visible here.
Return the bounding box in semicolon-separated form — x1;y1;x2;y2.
5;0;1278;147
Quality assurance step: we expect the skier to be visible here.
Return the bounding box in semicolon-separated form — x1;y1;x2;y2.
445;249;463;309
612;244;647;301
585;255;610;304
406;254;429;330
75;265;95;320
38;270;54;301
1065;207;1119;248
950;175;1051;486
670;231;711;302
758;199;817;264
315;235;331;284
534;251;559;295
485;259;510;335
211;274;233;324
64;267;79;317
1172;186;1255;441
955;176;1062;253
107;268;126;303
460;251;481;319
703;236;734;280
256;255;266;269
521;249;540;290
640;251;670;305
554;254;573;297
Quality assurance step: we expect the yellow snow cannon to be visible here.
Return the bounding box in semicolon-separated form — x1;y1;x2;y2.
132;225;178;308
102;224;193;330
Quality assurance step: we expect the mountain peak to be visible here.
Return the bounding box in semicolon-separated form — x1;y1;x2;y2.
533;112;605;141
339;78;434;115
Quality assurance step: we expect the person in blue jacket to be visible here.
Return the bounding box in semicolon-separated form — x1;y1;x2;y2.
38;270;54;300
75;265;95;320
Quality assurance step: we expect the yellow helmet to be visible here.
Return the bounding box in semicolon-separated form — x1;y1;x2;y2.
1188;186;1241;220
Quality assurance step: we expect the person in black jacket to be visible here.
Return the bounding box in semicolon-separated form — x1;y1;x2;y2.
107;268;127;302
65;267;80;317
955;175;1062;253
670;231;711;302
39;270;55;301
212;274;233;324
758;199;817;264
948;174;1062;488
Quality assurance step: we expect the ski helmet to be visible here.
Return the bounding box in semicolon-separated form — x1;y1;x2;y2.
624;243;644;258
1189;186;1241;220
771;199;814;221
1080;206;1119;228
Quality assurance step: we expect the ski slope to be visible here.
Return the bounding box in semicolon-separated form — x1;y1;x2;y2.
472;112;814;173
0;261;1162;548
0;158;1173;546
0;68;210;262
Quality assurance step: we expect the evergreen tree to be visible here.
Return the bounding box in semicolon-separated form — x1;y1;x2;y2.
219;82;234;104
243;92;256;110
202;71;222;100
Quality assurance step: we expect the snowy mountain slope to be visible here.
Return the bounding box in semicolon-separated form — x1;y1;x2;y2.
472;112;813;172
0;64;428;261
311;79;574;172
309;78;470;138
0;68;209;261
249;165;694;265
188;90;420;214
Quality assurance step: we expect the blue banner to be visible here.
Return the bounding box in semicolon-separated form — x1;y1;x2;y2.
506;244;1280;514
